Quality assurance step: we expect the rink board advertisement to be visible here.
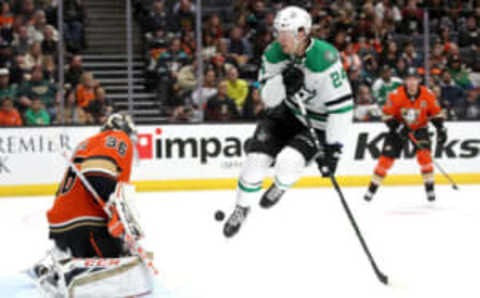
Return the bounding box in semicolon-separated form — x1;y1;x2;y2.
0;122;479;196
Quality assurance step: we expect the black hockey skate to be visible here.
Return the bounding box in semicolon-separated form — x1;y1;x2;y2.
425;182;435;202
223;205;250;238
259;184;286;208
364;183;379;202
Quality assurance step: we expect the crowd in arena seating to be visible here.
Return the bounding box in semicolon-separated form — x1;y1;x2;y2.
134;0;480;123
0;0;113;127
1;0;479;126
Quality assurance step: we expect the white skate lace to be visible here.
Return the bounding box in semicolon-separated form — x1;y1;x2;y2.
229;207;247;226
267;186;284;201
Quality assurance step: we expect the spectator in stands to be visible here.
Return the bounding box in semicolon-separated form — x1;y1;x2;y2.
439;26;457;54
225;65;248;111
190;68;217;121
65;55;83;87
9;54;26;85
250;27;273;65
440;70;465;119
18;0;36;24
400;0;423;35
227;26;252;68
155;37;189;79
372;65;403;106
42;55;56;82
401;40;423;68
361;54;378;87
12;24;29;55
0;68;17;102
143;0;169;34
25;41;44;70
24;97;50;125
374;0;402;24
181;30;195;58
205;80;238;121
175;59;197;94
27;10;48;43
76;71;97;109
242;83;265;120
379;40;399;69
459;15;479;48
447;55;473;90
41;25;57;56
354;85;381;122
172;0;196;34
201;33;217;61
342;43;362;74
470;40;480;87
0;97;21;126
205;14;223;39
0;40;13;67
215;37;238;70
18;65;58;118
0;2;14;44
460;90;480;120
86;87;113;124
247;1;267;29
63;0;87;53
56;87;91;124
430;41;448;70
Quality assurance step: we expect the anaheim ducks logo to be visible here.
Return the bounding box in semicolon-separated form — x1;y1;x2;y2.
401;108;420;125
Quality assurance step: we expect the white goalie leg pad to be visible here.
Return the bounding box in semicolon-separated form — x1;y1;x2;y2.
109;182;145;240
64;256;154;298
237;153;273;207
68;256;154;297
274;147;306;190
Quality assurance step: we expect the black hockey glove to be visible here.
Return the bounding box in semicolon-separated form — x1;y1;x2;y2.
436;127;447;144
282;65;304;97
431;118;447;144
386;119;410;142
316;144;342;178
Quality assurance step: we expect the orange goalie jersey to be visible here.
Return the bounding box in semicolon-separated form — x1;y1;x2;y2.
383;85;443;131
47;130;134;233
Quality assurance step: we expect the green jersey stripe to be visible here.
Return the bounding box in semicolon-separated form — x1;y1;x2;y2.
328;105;354;114
238;181;262;193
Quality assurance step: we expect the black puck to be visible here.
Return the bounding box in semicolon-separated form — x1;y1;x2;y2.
214;210;225;222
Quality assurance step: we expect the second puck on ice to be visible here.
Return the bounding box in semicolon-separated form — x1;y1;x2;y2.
214;210;225;221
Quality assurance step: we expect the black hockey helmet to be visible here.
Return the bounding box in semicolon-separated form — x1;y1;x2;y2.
405;67;419;78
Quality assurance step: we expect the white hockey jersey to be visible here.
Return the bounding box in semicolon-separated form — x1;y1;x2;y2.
259;38;353;145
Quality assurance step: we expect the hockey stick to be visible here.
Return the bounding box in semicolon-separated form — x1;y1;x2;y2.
407;133;459;190
293;95;389;285
59;150;159;275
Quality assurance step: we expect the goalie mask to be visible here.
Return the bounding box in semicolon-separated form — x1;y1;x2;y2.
102;112;137;140
102;113;140;165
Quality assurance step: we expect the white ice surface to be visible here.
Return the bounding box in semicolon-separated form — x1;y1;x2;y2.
1;185;480;298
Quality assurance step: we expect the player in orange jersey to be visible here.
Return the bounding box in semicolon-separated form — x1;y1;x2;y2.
364;68;447;202
47;113;137;258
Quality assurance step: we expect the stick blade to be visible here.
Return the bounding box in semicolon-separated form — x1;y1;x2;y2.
452;184;459;190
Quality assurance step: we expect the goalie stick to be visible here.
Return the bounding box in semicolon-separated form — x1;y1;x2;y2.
407;133;459;190
292;92;389;285
59;150;159;275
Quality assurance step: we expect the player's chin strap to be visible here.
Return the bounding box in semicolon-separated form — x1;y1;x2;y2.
58;150;158;276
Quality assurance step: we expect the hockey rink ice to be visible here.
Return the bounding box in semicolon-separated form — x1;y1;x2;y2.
1;184;480;298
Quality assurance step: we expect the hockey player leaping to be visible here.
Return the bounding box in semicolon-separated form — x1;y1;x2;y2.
364;68;448;202
223;6;354;238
